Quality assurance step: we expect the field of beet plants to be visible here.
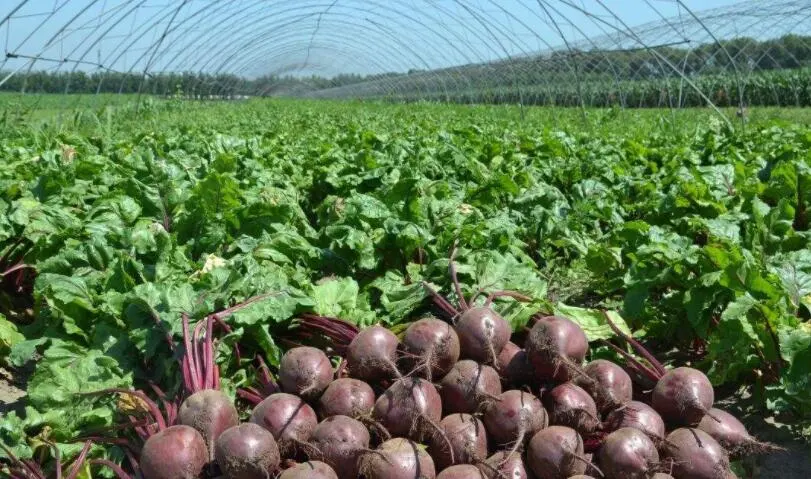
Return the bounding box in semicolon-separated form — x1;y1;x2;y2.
1;98;810;478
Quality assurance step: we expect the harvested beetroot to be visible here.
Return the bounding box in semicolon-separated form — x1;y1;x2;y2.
525;315;589;382
598;427;660;479
436;464;486;479
278;461;338;479
310;415;370;478
697;408;780;457
482;390;547;449
401;318;461;380
651;367;714;426
250;392;318;452
526;425;597;479
178;389;239;459
439;359;502;414
496;341;532;387
317;378;376;418
455;306;511;364
214;423;280;479
373;377;442;442
662;428;731;479
359;437;436;479
576;359;632;414
430;413;489;470
604;401;666;441
346;325;401;382
481;451;529;479
140;425;208;479
544;382;600;435
279;346;334;400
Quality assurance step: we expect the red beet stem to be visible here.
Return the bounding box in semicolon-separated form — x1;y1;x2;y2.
601;311;666;377
449;241;469;311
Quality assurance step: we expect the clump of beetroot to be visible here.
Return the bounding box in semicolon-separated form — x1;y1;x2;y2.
526;425;599;479
279;346;334;400
177;314;239;459
605;401;666;442
250;392;318;454
544;382;601;435
651;367;715;427
214;423;280;479
455;306;511;364
310;415;370;478
430;413;489;471
482;390;547;452
373;377;443;442
598;427;660;479
346;325;401;382
662;428;731;479
317;378;376;419
140;425;208;479
439;359;502;414
278;461;338;479
525;315;589;382
697;408;782;458
575;359;632;414
359;437;437;479
481;451;529;479
400;317;461;380
436;464;486;479
496;341;532;387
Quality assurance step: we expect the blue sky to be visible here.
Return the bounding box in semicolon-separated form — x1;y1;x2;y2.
0;0;766;78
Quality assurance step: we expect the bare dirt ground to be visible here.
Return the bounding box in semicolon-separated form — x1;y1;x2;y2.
0;366;28;417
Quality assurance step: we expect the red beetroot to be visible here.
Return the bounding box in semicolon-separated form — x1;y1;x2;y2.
526;426;597;479
140;425;208;479
346;325;401;382
401;318;461;380
214;423;280;479
482;390;547;449
661;428;731;479
455;306;511;364
525;315;589;382
278;461;338;479
439;360;502;415
605;401;666;441
576;359;632;414
598;427;660;479
310;415;370;478
544;382;600;435
178;390;239;460
437;464;486;479
373;377;443;442
250;393;318;453
278;346;334;400
359;437;437;479
430;413;489;471
481;451;529;479
697;408;781;458
496;341;532;387
651;367;714;426
317;378;376;419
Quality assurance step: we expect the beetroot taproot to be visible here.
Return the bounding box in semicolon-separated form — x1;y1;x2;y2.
140;425;208;479
214;423;280;479
439;359;502;415
279;346;334;400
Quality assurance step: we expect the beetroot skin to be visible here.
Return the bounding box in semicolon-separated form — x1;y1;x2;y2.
526;425;591;479
278;461;338;479
346;325;401;382
401;318;461;380
598;427;659;479
310;415;371;478
482;451;529;479
178;389;239;459
317;377;376;419
525;315;589;382
576;359;633;414
430;413;489;471
278;346;334;399
544;382;600;435
250;393;318;446
496;341;533;387
662;428;731;479
605;400;666;441
140;425;208;479
214;423;280;479
482;390;547;448
359;437;437;479
454;306;511;364
436;464;486;479
439;359;502;415
373;377;443;441
651;367;714;426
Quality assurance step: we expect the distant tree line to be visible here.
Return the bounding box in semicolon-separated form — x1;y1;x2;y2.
0;34;808;98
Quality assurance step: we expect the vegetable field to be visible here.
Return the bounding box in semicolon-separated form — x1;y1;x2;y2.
1;99;810;478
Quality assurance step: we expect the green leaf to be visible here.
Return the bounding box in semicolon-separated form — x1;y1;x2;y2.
0;313;24;359
552;304;632;341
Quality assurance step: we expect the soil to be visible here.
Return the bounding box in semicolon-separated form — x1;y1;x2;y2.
0;365;28;417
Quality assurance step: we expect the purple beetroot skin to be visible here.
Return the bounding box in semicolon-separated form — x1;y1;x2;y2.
278;346;334;400
346;325;401;382
439;359;502;415
525;315;589;382
454;306;511;364
214;423;280;479
140;425;208;479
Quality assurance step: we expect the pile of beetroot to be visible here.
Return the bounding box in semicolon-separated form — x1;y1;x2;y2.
10;252;781;479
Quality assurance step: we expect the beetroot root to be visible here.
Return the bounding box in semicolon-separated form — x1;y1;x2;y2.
496;341;533;387
481;451;529;479
544;382;601;435
140;425;208;479
661;428;731;479
598;427;660;479
525;315;589;382
373;377;443;442
250;392;318;453
346;325;401;382
279;346;334;400
605;401;666;441
437;464;486;479
214;423;280;479
359;437;437;479
576;359;632;414
651;367;714;427
278;461;338;479
401;318;461;380
697;408;783;458
526;425;597;479
310;415;371;478
317;378;376;419
178;389;239;460
439;359;502;415
454;306;511;364
482;390;547;450
430;413;489;471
